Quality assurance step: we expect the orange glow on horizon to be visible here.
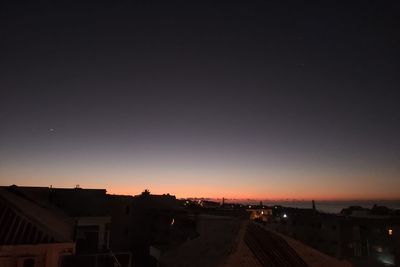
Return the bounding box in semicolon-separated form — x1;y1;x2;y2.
1;170;399;202
106;185;400;202
1;181;399;202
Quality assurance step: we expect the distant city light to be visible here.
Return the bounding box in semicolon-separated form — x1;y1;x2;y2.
283;214;287;218
171;218;175;226
388;229;393;235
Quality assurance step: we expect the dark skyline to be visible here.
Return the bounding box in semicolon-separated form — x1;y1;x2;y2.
1;0;400;199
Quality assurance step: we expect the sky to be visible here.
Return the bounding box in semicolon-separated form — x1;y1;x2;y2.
1;0;399;200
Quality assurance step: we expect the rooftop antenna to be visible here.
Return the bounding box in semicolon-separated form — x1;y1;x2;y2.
312;200;316;214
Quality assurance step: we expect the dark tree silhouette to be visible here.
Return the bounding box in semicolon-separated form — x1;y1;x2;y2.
141;189;151;197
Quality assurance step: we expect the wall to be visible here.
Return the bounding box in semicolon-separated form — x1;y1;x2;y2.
0;243;75;267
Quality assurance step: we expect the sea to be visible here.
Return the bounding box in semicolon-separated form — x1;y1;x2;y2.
258;200;400;214
197;198;400;214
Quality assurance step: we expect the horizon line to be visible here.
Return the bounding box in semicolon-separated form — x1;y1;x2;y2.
3;184;400;203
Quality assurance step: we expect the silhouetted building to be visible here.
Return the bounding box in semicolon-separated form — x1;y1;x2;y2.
1;185;131;267
270;207;399;266
0;188;75;267
130;192;196;266
248;207;273;222
107;194;134;252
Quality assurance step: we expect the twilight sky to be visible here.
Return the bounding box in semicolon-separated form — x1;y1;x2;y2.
1;0;399;200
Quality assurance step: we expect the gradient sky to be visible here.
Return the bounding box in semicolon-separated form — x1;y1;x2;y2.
1;0;399;200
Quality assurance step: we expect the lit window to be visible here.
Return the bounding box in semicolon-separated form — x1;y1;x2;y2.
388;229;393;236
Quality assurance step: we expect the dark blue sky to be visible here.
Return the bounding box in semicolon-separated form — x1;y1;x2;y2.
1;0;399;199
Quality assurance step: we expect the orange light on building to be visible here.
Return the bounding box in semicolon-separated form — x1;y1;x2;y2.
388;229;393;236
